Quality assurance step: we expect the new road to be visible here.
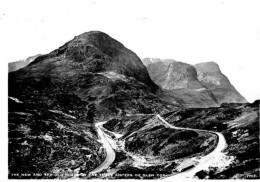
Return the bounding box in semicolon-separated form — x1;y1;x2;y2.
157;114;227;179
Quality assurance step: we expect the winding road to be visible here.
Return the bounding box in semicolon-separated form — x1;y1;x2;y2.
89;122;115;174
89;114;227;179
157;114;227;179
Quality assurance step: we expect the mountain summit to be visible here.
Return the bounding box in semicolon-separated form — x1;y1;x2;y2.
194;62;247;104
30;31;158;91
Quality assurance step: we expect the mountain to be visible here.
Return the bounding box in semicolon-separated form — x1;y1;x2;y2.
194;62;247;104
147;61;204;90
8;54;41;72
9;31;178;117
30;31;158;91
144;59;219;108
8;31;179;178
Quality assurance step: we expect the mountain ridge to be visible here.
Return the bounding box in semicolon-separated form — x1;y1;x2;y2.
143;58;247;106
144;59;219;108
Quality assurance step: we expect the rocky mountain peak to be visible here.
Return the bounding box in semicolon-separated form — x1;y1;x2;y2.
194;62;233;87
69;31;125;54
194;62;247;104
28;31;158;92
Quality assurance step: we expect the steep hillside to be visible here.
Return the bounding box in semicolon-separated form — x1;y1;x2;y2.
194;62;247;104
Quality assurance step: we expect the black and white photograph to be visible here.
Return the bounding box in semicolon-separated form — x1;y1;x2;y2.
1;0;260;180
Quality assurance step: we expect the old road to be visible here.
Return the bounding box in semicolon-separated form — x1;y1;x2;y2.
157;114;227;179
89;121;115;174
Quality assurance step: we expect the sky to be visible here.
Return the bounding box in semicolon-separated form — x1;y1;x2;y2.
0;0;260;102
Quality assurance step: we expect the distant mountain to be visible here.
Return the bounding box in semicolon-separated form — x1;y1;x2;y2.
8;54;41;72
143;59;218;108
147;61;204;90
194;62;247;104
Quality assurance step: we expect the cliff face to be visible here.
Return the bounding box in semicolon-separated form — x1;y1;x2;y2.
147;61;204;90
144;59;218;108
194;62;247;104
